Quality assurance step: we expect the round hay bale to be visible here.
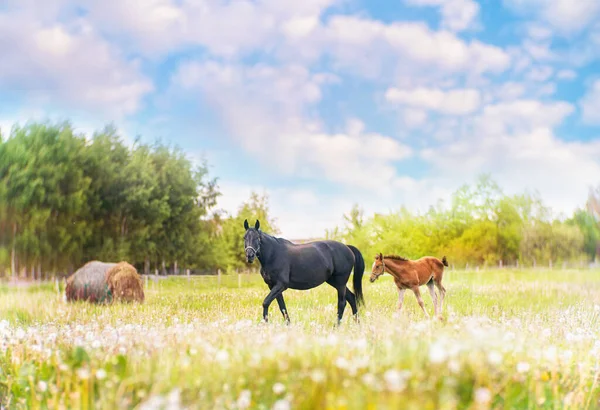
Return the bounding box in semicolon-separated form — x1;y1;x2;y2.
65;260;144;304
105;262;145;303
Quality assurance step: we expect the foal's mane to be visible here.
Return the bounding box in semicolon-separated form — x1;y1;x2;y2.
383;254;410;261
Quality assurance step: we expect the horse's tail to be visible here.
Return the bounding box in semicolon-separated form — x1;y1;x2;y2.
347;245;365;307
441;256;449;267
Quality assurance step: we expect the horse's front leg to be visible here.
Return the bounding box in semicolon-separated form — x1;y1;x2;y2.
262;282;286;323
276;294;291;325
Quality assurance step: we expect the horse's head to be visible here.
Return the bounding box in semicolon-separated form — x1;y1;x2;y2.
243;219;261;263
370;253;385;282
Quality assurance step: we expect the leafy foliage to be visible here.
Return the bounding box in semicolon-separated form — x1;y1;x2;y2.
333;175;598;267
0;122;221;277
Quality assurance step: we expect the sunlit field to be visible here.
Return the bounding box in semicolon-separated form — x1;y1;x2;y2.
1;269;600;410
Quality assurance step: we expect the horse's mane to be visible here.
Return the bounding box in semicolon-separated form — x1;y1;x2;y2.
383;254;410;261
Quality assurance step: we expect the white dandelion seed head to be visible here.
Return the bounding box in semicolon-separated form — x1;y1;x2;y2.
429;342;447;364
383;369;407;392
516;362;530;373
37;380;48;392
273;382;286;395
237;390;252;409
272;399;291;410
474;387;491;403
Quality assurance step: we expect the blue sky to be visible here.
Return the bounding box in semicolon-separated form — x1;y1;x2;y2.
1;0;600;238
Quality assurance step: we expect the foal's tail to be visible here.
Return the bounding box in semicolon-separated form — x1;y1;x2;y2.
441;256;449;267
347;245;365;307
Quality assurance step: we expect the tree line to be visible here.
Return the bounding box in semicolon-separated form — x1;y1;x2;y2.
0;122;276;279
328;175;600;268
1;121;599;279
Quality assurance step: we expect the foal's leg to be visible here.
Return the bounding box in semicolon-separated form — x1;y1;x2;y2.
434;280;446;315
411;286;430;318
276;294;291;325
345;288;359;323
262;282;286;323
426;280;438;317
397;288;406;311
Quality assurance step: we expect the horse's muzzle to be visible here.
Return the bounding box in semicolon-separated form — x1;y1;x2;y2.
246;253;255;263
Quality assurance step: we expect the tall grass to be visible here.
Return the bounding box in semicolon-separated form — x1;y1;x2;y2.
1;269;599;409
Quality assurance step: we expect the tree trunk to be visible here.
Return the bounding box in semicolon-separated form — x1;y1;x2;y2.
144;256;150;276
10;222;16;277
38;262;42;281
174;260;178;275
161;259;166;276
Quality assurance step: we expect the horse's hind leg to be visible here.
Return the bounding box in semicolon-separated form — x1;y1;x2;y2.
434;280;446;315
345;288;359;323
426;280;438;317
335;287;347;325
411;286;430;318
326;277;348;325
276;294;291;325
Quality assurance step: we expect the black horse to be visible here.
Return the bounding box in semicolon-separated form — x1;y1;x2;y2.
243;219;365;325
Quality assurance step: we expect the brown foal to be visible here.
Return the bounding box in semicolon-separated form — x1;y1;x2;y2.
370;253;448;318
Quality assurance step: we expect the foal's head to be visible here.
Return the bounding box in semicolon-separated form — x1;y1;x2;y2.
370;253;385;282
243;219;261;263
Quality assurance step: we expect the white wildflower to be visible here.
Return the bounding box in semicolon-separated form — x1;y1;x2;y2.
215;350;229;363
37;380;48;392
474;387;491;403
383;369;407;392
95;369;107;380
335;357;349;369
516;362;530;373
310;369;326;383
429;342;447;363
237;390;252;409
272;399;291;410
487;351;502;365
272;382;286;395
77;368;90;380
361;373;376;387
448;359;461;374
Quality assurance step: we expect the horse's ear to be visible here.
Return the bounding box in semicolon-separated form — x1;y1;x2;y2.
379;252;383;260
244;219;249;230
255;220;260;230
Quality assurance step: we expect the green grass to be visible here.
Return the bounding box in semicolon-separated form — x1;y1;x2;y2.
1;269;600;409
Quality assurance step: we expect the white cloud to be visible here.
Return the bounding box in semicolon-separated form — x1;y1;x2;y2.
525;66;553;82
386;87;482;115
504;0;600;34
420;98;598;216
0;7;153;118
83;0;339;58
214;181;353;239
580;79;600;125
404;0;480;32
319;17;510;78
556;69;577;81
173;61;412;191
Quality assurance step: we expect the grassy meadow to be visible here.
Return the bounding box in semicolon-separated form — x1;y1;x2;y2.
1;269;600;410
